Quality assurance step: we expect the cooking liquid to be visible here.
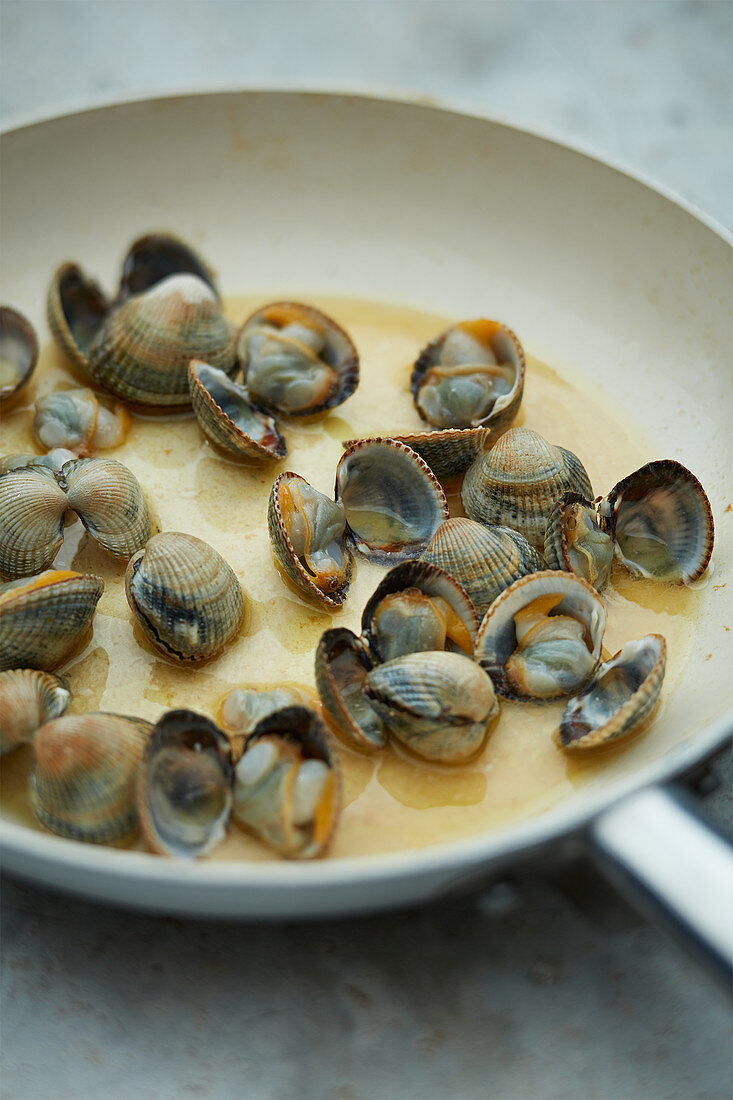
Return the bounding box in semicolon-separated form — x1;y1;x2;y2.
0;297;697;859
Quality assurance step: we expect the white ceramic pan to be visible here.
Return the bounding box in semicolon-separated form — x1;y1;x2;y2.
0;92;731;961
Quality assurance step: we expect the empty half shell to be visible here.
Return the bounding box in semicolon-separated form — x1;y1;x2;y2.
315;628;386;753
31;712;151;844
125;532;245;663
0;306;39;408
0;669;71;755
47;263;111;377
345;427;490;480
599;460;714;584
544;492;614;590
0;570;104;671
462;427;594;549
335;439;449;564
475;570;605;700
89;273;236;407
138;709;233;857
361;560;477;664
555;634;666;751
0;465;69;579
117;232;219;301
268;472;353;609
63;456;151;560
238;301;359;416
420;517;544;619
188;359;286;460
364;650;499;764
232;706;340;859
411;320;525;432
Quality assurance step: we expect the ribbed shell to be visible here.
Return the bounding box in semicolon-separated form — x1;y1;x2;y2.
125;532;245;663
461;427;594;549
411;319;525;433
420;517;544;618
0;570;104;671
233;705;341;858
63;456;151;560
89;273;236;407
314;628;386;752
0;305;39;408
544;492;614;590
31;712;150;844
32;388;98;456
188;360;287;461
601;460;714;584
344;427;490;480
555;634;667;751
364;650;499;764
117;233;219;302
0;466;69;578
0;669;71;755
237;301;359;416
474;569;605;699
138;709;233;858
268;472;353;610
46;263;111;377
335;439;449;564
361;560;478;663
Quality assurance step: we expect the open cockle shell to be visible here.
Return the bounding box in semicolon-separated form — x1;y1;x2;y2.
420;517;544;619
364;650;500;764
462;427;594;550
544;492;614;590
125;532;245;664
188;359;287;461
31;712;151;844
0;570;104;671
237;301;359;416
46;263;111;378
411;319;525;432
343;426;490;481
0;465;69;579
268;471;354;610
335;438;449;565
361;560;478;664
599;460;714;584
0;306;39;408
474;570;605;700
555;634;667;751
89;273;237;407
315;628;386;753
219;686;313;761
117;232;219;302
138;709;233;858
63;456;152;560
232;705;341;859
0;669;71;755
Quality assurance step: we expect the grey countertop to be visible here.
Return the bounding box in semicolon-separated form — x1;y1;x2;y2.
1;3;731;1098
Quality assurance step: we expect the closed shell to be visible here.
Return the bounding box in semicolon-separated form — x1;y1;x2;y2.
89;273;236;407
0;466;69;579
544;492;614;590
555;634;666;751
335;438;449;564
31;712;150;844
315;628;386;752
0;570;104;671
125;531;245;663
188;359;286;461
46;263;111;377
0;669;71;755
344;427;489;480
0;306;39;407
63;456;151;560
461;427;594;549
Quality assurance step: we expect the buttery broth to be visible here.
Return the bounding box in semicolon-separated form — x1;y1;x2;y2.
0;296;697;859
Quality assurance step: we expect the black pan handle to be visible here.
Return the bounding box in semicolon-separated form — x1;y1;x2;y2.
588;784;733;987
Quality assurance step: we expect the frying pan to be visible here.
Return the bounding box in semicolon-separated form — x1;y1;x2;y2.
0;92;731;967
